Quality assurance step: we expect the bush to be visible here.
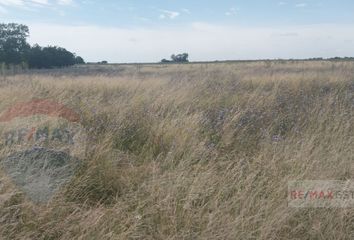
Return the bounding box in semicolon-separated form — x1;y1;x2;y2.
161;53;189;63
28;45;80;69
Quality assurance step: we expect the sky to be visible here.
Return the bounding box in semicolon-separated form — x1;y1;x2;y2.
1;0;354;63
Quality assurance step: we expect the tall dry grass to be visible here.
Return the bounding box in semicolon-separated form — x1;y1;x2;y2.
0;61;354;239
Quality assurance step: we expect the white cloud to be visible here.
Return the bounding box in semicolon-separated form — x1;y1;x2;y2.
27;23;354;63
272;32;299;37
159;9;180;20
0;0;72;12
137;16;150;22
295;3;307;8
0;0;43;12
0;0;48;8
0;5;7;13
81;0;93;4
31;0;49;5
57;0;74;6
181;8;191;14
0;0;24;7
225;7;239;16
57;9;66;16
278;2;287;6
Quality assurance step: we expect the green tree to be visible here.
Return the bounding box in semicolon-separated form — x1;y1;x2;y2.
1;22;85;68
28;45;79;69
170;53;189;63
0;23;30;65
75;56;85;64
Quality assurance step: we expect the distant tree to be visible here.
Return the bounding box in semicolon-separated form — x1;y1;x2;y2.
27;44;44;68
163;53;189;63
99;61;108;64
0;22;85;68
28;45;79;69
0;23;30;65
309;57;323;61
161;58;171;63
75;56;85;64
180;53;189;62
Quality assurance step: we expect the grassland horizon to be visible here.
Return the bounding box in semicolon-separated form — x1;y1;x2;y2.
0;60;354;239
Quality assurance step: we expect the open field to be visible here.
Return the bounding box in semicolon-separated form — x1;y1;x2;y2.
0;61;354;239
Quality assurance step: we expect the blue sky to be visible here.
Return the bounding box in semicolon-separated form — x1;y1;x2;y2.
1;0;354;62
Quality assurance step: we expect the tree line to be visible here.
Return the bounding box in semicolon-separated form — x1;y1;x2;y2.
161;53;189;63
0;23;84;69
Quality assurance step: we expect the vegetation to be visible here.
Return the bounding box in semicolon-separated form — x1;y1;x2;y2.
161;53;189;63
0;23;30;65
0;23;84;69
28;44;84;69
0;60;353;239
